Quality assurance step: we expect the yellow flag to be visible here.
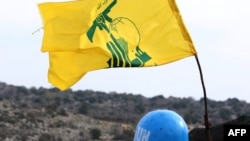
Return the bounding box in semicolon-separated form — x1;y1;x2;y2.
38;0;197;90
48;48;110;90
38;0;98;52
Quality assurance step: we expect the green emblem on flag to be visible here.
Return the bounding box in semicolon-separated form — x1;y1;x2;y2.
86;0;151;68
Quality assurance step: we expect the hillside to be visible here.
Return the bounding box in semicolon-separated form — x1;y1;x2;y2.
0;82;250;140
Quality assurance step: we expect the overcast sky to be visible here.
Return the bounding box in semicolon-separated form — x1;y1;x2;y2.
0;0;250;102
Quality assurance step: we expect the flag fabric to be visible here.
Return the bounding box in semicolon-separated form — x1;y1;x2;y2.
38;0;98;52
38;0;197;90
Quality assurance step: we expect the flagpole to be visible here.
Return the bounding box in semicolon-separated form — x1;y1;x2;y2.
194;54;212;141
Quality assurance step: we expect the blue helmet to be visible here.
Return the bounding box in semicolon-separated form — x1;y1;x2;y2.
134;109;189;141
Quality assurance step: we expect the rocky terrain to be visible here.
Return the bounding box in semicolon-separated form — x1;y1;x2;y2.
0;82;250;141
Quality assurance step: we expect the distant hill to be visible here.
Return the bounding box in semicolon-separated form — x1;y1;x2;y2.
0;81;250;140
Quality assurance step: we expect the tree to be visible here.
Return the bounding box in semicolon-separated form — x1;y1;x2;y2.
78;102;89;115
38;133;56;141
89;128;101;140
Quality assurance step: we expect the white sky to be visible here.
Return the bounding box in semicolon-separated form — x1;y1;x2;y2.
0;0;250;102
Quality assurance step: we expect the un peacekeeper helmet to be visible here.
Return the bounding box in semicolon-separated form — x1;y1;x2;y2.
134;109;189;141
